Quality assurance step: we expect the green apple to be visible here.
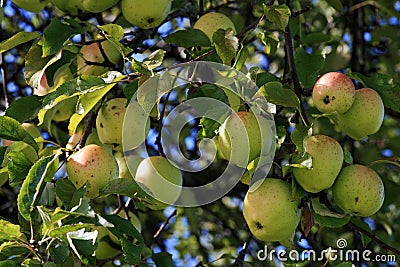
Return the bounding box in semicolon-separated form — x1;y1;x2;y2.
114;151;143;179
77;41;121;76
243;178;301;244
52;97;77;122
292;135;343;193
332;164;384;217
135;156;182;208
66;144;118;198
335;88;384;140
312;72;355;114
96;98;127;151
80;0;119;13
52;0;84;15
193;12;237;42
121;0;171;29
93;226;120;260
218;111;274;168
12;0;48;12
122;100;151;151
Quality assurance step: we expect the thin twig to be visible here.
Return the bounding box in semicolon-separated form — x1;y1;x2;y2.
153;209;177;239
229;234;253;267
77;111;97;150
0;54;9;109
155;91;171;157
348;221;400;256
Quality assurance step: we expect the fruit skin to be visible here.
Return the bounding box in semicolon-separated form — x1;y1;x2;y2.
52;0;83;15
35;64;73;96
96;98;127;151
292;135;343;193
114;151;143;179
121;0;171;29
332;164;384;217
66;144;118;198
335;88;384;140
312;72;355;114
218;111;274;168
135;156;182;207
194;12;237;42
93;226;120;260
243;178;301;244
12;0;48;12
80;0;119;13
77;41;121;76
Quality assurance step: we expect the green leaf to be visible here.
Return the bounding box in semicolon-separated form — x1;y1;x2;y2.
68;73;124;135
0;31;40;53
197;107;230;139
123;79;139;102
234;45;249;71
142;49;166;70
0;116;39;151
261;81;300;109
164;29;211;48
347;71;400;112
254;72;280;88
295;47;325;88
0;218;25;240
187;84;229;104
302;33;333;45
152;252;174;267
264;4;291;31
258;32;279;55
67;229;97;266
103;214;144;265
43;18;86;57
5;96;43;123
325;0;343;12
343;151;353;164
7;151;34;186
290;124;312;154
0;147;7;166
50;223;94;238
17;151;61;221
49;239;70;264
213;29;238;64
0;260;17;267
101;178;149;199
311;198;350;228
98;24;124;41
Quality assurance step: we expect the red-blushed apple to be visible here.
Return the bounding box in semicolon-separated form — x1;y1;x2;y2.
66;144;118;198
312;72;355;114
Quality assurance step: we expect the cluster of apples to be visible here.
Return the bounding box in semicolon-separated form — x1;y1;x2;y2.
12;0;172;29
242;72;386;245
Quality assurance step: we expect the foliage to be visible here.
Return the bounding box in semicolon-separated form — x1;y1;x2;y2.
0;0;399;266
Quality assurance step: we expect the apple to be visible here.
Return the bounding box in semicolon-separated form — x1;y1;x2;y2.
332;164;384;217
312;72;355;114
93;226;120;260
218;111;274;168
243;178;301;244
66;144;118;198
52;97;77;122
193;12;237;42
96;98;127;151
292;135;343;193
77;41;121;76
52;0;83;15
79;0;119;13
12;0;48;12
121;0;171;29
114;151;143;179
335;88;384;140
35;64;73;96
135;156;182;207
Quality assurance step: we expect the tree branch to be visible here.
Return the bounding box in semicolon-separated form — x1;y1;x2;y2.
0;53;9;109
229;234;253;267
348;221;400;256
153;209;177;239
155;91;171;157
77;111;97;150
